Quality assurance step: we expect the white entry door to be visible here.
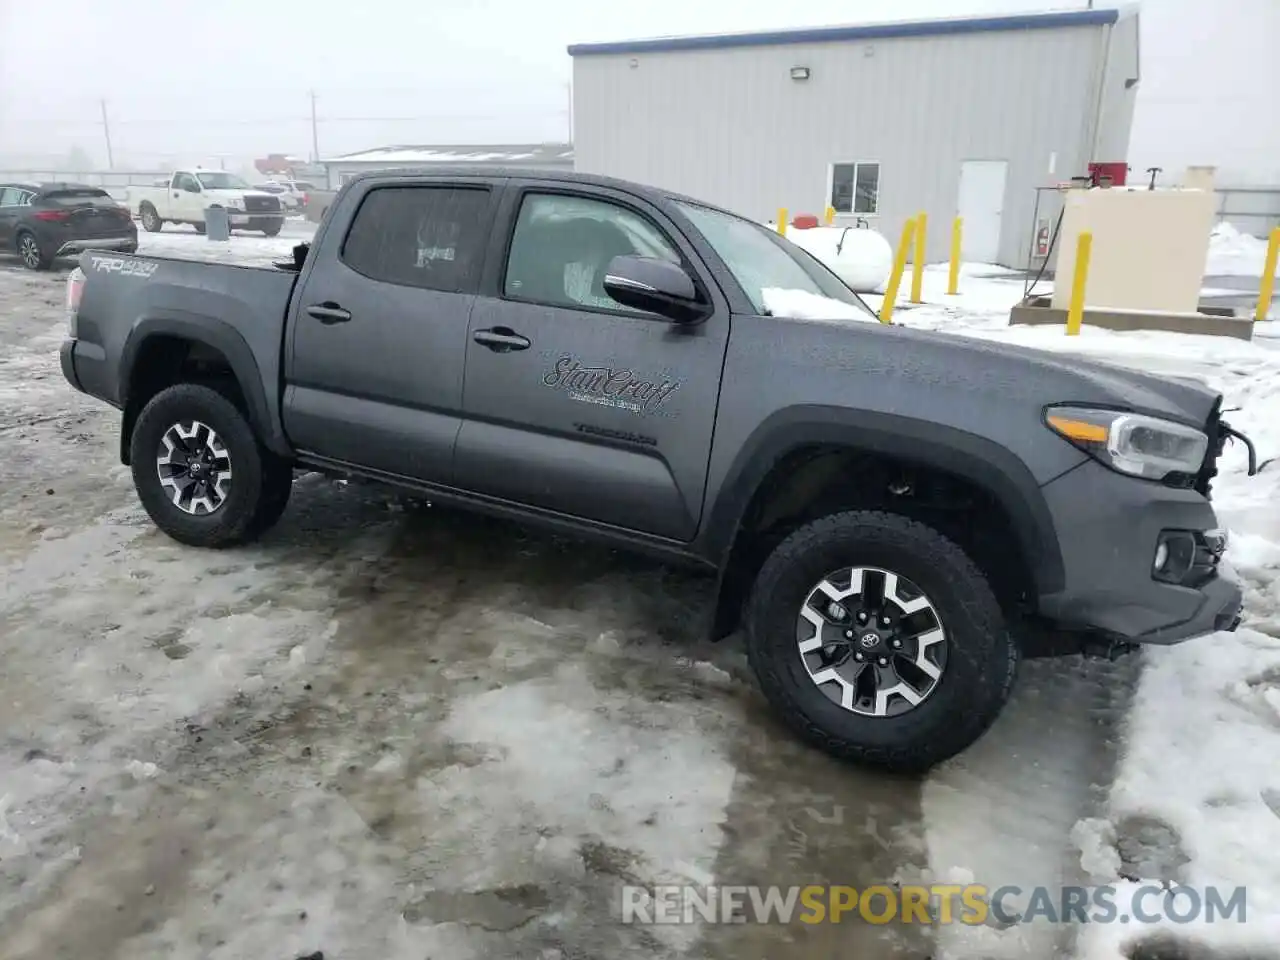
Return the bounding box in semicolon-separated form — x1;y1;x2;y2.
957;160;1008;264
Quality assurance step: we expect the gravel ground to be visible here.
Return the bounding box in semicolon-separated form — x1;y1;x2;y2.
0;236;1137;960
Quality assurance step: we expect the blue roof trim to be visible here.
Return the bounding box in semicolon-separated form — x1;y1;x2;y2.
567;9;1120;56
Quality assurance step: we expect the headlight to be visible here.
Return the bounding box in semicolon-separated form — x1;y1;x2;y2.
227;198;245;210
1045;406;1209;481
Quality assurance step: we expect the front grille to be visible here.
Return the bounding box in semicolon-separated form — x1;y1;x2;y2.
243;195;280;213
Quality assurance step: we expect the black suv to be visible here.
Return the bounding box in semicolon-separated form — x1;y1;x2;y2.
0;182;137;271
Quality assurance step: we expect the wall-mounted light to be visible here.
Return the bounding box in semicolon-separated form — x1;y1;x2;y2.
789;66;810;80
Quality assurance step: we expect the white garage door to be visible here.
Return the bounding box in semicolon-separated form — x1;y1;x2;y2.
957;160;1009;265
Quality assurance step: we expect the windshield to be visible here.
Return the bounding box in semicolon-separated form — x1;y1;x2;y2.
675;201;866;316
195;172;251;190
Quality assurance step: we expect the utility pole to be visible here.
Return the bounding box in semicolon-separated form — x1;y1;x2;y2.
566;81;573;142
100;99;115;169
309;90;320;164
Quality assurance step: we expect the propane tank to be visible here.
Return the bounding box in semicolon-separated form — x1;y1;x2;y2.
784;224;894;293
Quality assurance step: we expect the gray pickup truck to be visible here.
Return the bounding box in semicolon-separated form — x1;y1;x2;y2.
59;167;1251;772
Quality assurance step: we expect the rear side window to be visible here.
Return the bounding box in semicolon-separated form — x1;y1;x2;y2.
40;189;115;206
341;185;489;294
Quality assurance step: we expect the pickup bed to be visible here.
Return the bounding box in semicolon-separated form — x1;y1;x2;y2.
60;167;1250;772
127;170;285;236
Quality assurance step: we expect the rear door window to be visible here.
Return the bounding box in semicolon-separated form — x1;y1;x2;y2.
340;185;491;294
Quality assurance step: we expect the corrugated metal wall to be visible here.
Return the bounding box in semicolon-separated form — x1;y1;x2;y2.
573;23;1118;268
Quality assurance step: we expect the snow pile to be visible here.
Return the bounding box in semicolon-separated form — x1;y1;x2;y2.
1206;221;1277;278
760;287;876;323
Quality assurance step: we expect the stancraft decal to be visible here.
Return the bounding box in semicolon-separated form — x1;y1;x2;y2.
543;355;680;415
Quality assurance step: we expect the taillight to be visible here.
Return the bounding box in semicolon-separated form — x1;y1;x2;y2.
34;210;71;222
66;268;85;335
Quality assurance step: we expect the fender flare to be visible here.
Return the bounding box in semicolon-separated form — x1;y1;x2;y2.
701;406;1066;633
118;313;277;461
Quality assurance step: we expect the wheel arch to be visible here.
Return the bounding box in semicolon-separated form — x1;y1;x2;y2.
701;405;1066;640
119;316;275;465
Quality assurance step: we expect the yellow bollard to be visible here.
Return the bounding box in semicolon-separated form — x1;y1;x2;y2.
824;206;835;226
880;218;917;326
1065;231;1093;337
1255;226;1280;321
910;211;927;304
777;208;788;237
947;217;963;296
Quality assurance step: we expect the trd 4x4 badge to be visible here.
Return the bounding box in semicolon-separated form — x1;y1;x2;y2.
542;356;680;414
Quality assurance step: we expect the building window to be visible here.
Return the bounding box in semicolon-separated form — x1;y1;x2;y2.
340;185;490;293
830;162;880;215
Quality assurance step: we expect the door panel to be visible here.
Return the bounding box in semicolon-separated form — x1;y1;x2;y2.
455;187;729;541
957;160;1008;264
283;182;498;484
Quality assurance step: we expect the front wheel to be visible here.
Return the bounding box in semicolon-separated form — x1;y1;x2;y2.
129;383;293;548
261;221;282;237
743;510;1018;773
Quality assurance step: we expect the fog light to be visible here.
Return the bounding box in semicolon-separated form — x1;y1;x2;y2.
1153;531;1196;584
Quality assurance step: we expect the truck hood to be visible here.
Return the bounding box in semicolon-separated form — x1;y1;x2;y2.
204;188;275;199
944;331;1221;426
781;317;1223;430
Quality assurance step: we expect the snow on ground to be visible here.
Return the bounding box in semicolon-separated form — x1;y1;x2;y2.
134;218;315;266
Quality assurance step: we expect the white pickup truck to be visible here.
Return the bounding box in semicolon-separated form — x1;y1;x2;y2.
127;170;285;236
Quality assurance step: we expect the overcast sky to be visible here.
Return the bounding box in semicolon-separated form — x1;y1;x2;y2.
1;0;1276;183
0;0;1080;167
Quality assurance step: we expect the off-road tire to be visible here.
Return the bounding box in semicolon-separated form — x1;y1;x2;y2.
744;510;1018;774
130;383;288;548
139;203;163;233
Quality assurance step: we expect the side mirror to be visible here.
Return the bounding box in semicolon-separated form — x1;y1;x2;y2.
603;255;708;323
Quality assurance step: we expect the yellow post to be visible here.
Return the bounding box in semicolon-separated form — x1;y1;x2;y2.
910;211;927;304
880;218;917;326
824;206;835;226
947;217;963;296
1255;226;1280;321
1065;231;1093;337
777;208;788;237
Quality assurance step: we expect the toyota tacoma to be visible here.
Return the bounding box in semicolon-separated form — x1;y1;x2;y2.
59;168;1251;772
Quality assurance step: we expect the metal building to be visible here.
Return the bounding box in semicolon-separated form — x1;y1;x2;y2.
569;9;1139;268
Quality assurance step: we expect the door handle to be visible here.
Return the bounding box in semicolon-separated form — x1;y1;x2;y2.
306;303;352;324
472;327;530;352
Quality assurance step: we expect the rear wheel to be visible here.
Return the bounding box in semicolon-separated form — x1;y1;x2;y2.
743;510;1018;773
129;383;293;548
139;203;163;233
16;231;52;271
